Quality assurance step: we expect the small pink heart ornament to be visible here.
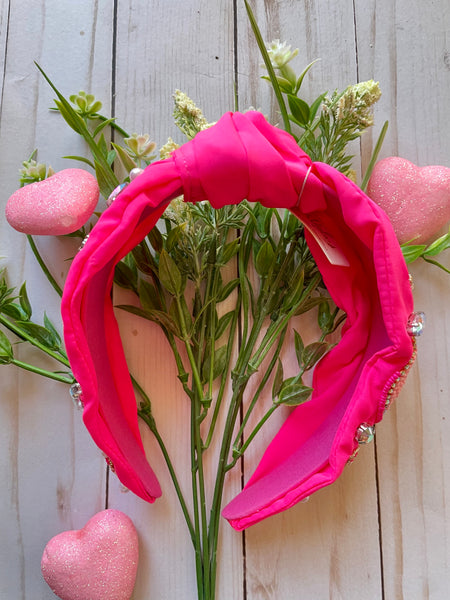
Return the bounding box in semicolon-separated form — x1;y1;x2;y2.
41;509;139;600
367;156;450;244
5;168;99;235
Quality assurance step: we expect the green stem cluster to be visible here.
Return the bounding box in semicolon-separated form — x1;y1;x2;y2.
126;205;328;600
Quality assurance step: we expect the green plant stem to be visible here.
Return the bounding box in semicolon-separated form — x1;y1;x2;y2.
190;398;205;600
174;291;210;598
226;404;278;470
244;0;291;134
423;256;450;274
203;307;240;449
360;120;388;191
27;235;63;297
232;327;287;453
249;272;321;372
11;358;74;384
132;376;195;544
94;113;130;138
0;314;70;367
138;408;195;539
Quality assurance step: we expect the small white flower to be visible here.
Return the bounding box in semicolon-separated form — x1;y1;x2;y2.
266;39;299;68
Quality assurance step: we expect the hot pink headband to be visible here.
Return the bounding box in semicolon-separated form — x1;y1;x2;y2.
62;111;418;530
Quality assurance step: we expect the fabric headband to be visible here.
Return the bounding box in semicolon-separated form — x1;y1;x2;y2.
62;111;416;531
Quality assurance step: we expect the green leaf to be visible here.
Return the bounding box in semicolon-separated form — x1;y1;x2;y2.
116;304;179;336
217;278;239;303
0;329;13;363
43;313;62;346
93;117;116;139
35;63;119;193
131;242;157;276
94;159;116;198
16;321;58;349
147;228;164;253
114;261;138;291
215;310;234;339
202;344;228;382
295;296;324;315
293;329;304;367
423;230;450;257
220;238;240;265
107;149;116;166
97;133;108;159
272;358;284;399
360;120;389;191
309;92;328;122
19;282;32;319
295;59;320;94
302;341;332;371
262;75;293;93
111;142;137;172
318;300;331;332
282;265;305;308
255;239;275;277
276;381;312;406
54;99;86;134
1;302;27;320
165;224;186;252
287;94;310;126
138;280;162;311
158;249;184;296
62;155;96;169
401;243;427;264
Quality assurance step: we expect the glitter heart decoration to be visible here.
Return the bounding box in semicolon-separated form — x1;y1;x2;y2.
367;157;450;244
41;509;139;600
5;168;99;236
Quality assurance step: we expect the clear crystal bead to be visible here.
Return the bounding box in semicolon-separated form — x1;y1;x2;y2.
129;167;145;181
106;182;128;207
407;311;425;336
78;233;90;251
356;423;375;444
69;382;84;410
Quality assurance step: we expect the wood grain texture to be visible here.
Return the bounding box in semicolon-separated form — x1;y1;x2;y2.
0;0;449;598
0;1;113;598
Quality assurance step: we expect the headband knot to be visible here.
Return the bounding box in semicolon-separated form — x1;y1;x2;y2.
173;111;312;209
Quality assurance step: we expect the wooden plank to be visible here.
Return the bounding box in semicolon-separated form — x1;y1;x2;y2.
110;2;243;598
354;1;450;598
0;1;113;597
235;1;383;598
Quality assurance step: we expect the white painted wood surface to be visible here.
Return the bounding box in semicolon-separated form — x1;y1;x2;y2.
1;1;449;598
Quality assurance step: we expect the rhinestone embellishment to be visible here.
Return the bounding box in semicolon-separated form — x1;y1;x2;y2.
129;167;145;181
356;423;375;444
407;311;425;336
69;382;84;410
107;182;128;207
78;233;90;251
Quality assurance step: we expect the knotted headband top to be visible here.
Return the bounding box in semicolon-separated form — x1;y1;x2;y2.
62;111;416;530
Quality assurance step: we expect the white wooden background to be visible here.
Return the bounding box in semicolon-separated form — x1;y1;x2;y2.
1;1;450;599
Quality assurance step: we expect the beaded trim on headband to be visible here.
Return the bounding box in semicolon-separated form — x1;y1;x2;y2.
61;111;418;530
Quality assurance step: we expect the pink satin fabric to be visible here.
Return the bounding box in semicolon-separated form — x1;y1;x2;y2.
62;111;414;530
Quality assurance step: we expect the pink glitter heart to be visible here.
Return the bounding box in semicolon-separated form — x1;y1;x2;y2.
41;509;139;600
367;156;450;244
5;168;99;236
